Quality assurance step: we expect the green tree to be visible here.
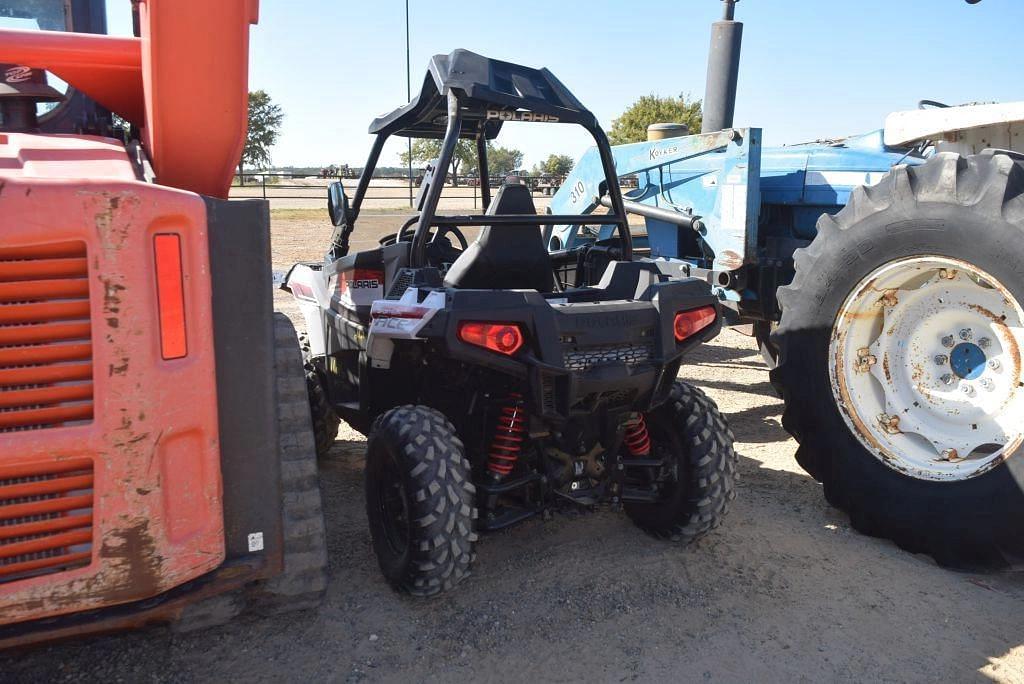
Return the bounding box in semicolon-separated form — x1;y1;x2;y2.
400;138;477;185
484;144;524;177
537;153;574;176
240;90;284;176
608;94;702;145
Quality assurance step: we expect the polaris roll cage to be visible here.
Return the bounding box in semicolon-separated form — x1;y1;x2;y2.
333;49;631;267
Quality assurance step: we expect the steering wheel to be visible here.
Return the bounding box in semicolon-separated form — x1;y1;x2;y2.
395;217;467;249
388;215;468;265
431;225;468;250
396;216;419;243
424;225;468;267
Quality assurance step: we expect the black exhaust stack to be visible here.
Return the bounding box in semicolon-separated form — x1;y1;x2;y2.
701;0;743;133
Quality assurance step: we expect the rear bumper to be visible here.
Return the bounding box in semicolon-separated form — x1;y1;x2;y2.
423;275;720;419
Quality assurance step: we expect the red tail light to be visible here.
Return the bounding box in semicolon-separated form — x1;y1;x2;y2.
154;234;187;359
458;321;525;356
674;306;717;342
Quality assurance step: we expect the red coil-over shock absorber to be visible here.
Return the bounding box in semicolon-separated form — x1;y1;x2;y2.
487;393;526;477
623;414;651;456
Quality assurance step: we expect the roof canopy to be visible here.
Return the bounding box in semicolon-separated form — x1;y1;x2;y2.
369;49;596;139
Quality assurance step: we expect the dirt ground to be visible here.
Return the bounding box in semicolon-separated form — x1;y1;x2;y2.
4;212;1023;683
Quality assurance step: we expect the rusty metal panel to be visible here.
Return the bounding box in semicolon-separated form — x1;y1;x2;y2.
0;141;225;624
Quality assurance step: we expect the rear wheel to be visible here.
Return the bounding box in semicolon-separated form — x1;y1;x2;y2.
365;405;477;596
624;381;738;542
772;152;1024;568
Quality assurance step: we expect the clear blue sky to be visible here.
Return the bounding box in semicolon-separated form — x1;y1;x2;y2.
112;0;1024;168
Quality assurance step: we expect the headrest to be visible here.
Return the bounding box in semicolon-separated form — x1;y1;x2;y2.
486;182;536;216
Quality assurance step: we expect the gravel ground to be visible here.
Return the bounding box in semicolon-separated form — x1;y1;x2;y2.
4;212;1022;683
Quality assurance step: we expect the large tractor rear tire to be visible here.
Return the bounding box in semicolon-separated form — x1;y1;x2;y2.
771;152;1024;568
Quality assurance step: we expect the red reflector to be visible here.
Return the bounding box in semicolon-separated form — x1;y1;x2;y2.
674;305;717;342
458;321;525;356
154;234;187;359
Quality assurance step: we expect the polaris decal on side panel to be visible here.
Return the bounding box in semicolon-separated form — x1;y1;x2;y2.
338;268;385;307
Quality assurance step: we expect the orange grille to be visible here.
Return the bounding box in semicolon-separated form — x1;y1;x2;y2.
0;457;94;583
0;241;93;432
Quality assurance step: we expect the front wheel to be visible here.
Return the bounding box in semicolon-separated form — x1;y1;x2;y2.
772;152;1024;568
305;365;340;458
298;333;340;459
624;381;738;543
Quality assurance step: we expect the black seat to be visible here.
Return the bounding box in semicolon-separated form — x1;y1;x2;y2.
443;182;554;292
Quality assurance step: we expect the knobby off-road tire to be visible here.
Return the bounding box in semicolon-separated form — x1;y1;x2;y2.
299;333;340;458
625;381;738;542
771;152;1024;568
175;315;328;630
306;366;340;458
365;405;478;596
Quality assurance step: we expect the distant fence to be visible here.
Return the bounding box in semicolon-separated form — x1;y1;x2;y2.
230;172;574;208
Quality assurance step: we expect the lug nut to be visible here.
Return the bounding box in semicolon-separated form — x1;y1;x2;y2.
989;358;1001;371
855;348;876;373
961;383;974;396
942;335;955;348
980;378;994;391
940;373;955;386
934;354;948;366
877;414;900;434
855;355;876;373
959;328;972;341
978;337;991;349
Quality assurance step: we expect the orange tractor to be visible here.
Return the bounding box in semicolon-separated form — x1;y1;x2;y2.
0;0;327;646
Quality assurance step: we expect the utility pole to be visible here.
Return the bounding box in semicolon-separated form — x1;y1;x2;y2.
405;0;414;207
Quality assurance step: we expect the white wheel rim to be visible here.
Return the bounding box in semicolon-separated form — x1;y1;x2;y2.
830;256;1024;481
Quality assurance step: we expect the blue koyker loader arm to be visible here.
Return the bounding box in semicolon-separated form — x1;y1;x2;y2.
548;127;923;314
549;128;762;286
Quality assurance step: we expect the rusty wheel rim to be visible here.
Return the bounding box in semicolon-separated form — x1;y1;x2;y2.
829;256;1024;481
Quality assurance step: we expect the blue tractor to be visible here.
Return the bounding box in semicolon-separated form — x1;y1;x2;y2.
548;0;1024;568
